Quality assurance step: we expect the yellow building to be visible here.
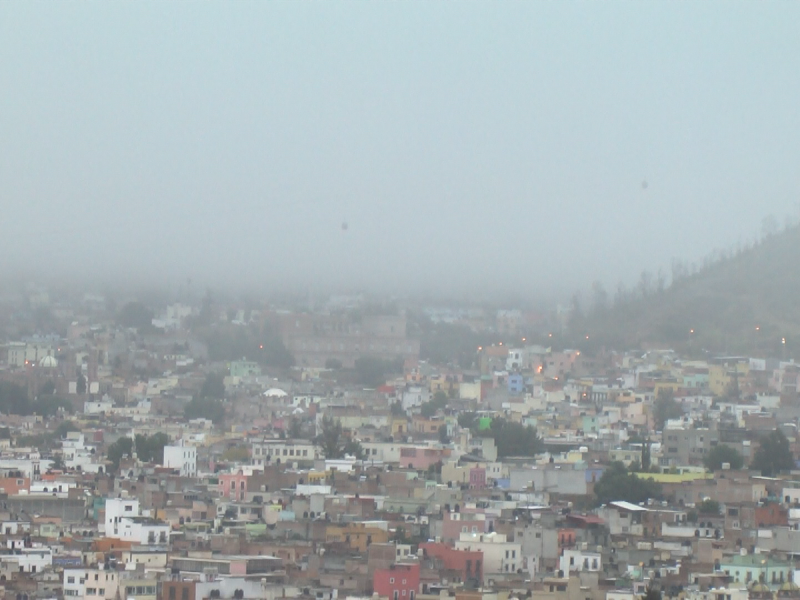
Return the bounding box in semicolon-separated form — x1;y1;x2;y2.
325;523;389;552
709;362;749;396
653;379;682;396
390;416;409;438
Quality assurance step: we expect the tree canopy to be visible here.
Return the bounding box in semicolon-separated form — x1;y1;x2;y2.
0;382;72;417
752;429;795;476
200;372;226;399
117;301;155;330
107;437;133;471
315;415;363;459
457;413;541;458
595;461;662;506
471;417;542;458
202;324;294;368
653;389;682;430
185;397;225;424
421;390;449;417
704;444;744;470
641;585;662;600
134;432;170;463
697;499;720;515
354;356;404;387
107;433;170;471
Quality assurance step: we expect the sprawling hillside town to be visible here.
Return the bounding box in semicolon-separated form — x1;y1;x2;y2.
0;290;799;600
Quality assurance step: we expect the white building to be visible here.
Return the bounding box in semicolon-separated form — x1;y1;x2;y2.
454;532;523;579
84;398;114;415
63;568;119;600
559;548;602;574
401;387;429;410
6;342;55;367
105;498;140;536
0;546;52;573
104;498;170;545
30;479;77;497
506;348;528;371
251;439;317;466
163;441;197;477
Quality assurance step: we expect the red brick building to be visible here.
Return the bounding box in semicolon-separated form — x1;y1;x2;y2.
420;542;482;587
754;502;788;527
373;563;420;600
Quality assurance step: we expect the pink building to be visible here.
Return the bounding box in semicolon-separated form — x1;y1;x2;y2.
441;512;488;543
398;447;448;470
218;471;248;501
469;467;486;489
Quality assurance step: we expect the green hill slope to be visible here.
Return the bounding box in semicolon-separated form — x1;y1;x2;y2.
569;225;800;356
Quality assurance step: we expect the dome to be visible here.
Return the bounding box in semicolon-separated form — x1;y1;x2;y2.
778;581;800;597
263;388;288;398
40;356;58;368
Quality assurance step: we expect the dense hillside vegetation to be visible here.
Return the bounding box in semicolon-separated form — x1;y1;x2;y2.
568;222;800;356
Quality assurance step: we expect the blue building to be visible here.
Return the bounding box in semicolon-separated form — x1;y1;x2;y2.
508;374;525;394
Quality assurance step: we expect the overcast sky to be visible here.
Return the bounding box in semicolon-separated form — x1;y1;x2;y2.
1;2;799;300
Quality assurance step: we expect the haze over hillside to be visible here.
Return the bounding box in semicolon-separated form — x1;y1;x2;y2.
567;222;800;356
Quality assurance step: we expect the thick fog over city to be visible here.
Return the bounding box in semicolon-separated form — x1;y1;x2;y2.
7;4;800;597
2;3;799;299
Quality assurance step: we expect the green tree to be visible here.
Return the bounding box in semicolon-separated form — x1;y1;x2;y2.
343;439;364;459
421;390;449;417
641;439;652;471
704;444;744;470
0;382;33;415
221;446;250;461
354;356;403;387
200;372;226;399
316;416;345;458
76;373;87;395
185;397;225;424
458;412;478;430
438;425;450;444
315;416;362;459
117;301;154;330
54;421;79;438
107;437;134;472
31;396;72;417
594;462;662;506
752;429;795;476
653;389;682;430
135;432;170;463
288;417;304;439
641;584;662;600
51;454;65;471
39;379;56;396
698;499;720;515
488;419;542;458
